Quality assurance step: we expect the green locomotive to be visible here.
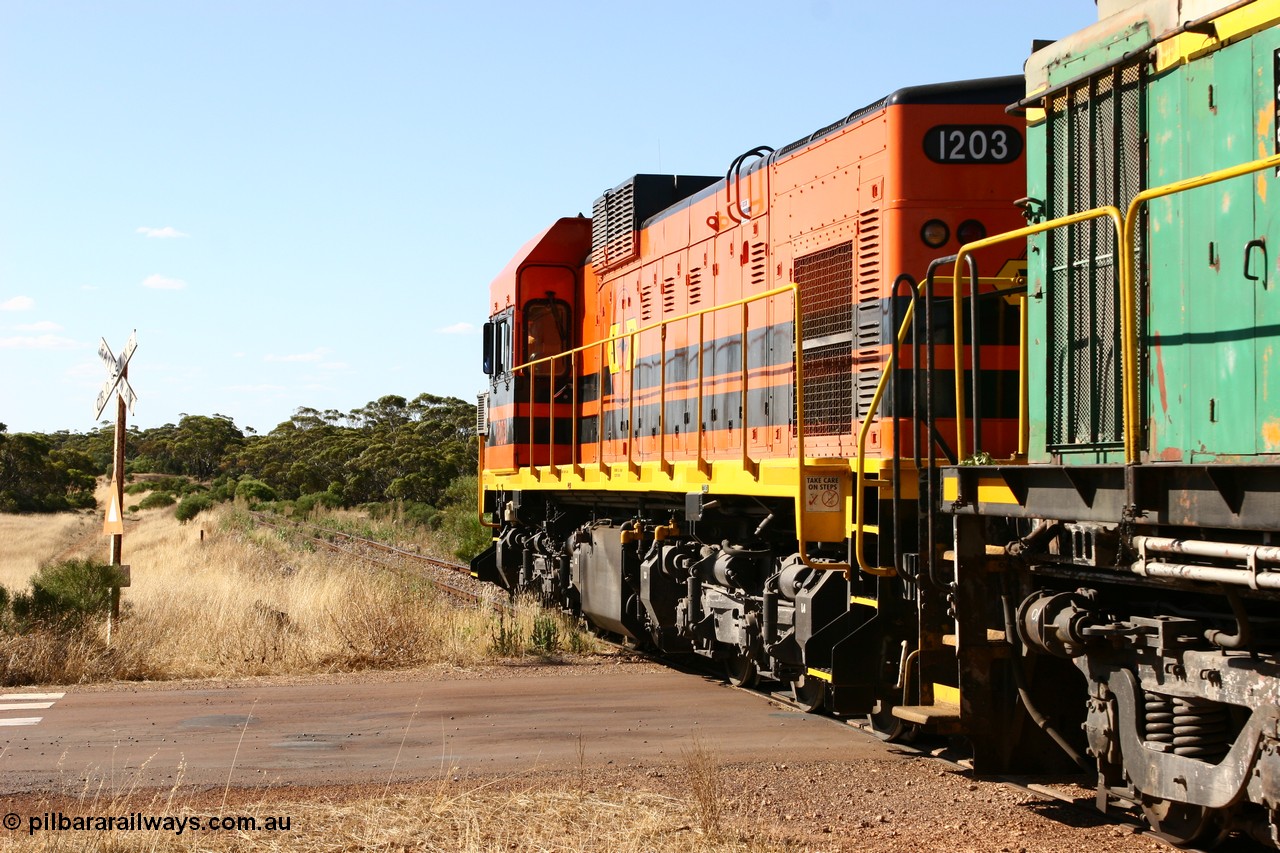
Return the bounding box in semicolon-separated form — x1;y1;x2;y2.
932;0;1280;845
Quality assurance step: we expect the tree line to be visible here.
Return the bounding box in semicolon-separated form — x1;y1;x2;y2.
1;393;476;514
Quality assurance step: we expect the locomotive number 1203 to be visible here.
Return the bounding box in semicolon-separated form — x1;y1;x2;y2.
923;125;1022;165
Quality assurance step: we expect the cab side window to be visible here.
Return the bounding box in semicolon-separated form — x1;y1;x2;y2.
482;314;514;376
523;299;570;364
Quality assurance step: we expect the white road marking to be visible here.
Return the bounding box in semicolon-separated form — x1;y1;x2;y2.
0;692;66;728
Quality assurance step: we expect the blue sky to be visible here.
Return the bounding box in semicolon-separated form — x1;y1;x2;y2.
0;0;1097;435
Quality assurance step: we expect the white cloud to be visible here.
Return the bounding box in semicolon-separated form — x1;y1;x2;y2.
438;322;476;335
14;320;62;332
142;274;187;290
136;226;189;239
1;296;34;311
0;334;79;350
265;347;330;363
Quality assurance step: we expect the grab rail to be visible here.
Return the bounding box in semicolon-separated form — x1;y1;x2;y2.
951;206;1126;462
1120;152;1280;463
510;283;798;481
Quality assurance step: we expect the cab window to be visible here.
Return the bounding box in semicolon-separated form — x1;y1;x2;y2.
523;299;570;363
482;314;513;376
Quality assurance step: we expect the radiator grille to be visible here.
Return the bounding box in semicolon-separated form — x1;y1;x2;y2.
796;242;853;339
800;343;853;436
795;242;855;435
591;182;638;270
1044;58;1145;449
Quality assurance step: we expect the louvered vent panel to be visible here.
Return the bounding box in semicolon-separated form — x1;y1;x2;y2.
640;280;655;323
854;207;884;418
688;268;703;307
794;242;854;436
749;242;768;288
590;182;639;271
662;277;677;314
475;392;488;435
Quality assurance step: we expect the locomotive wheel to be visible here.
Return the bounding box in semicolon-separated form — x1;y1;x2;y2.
725;652;759;689
1140;796;1227;847
867;699;918;744
791;675;826;713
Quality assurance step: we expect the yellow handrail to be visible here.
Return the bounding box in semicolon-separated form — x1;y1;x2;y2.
1121;151;1280;463
952;206;1126;462
851;294;919;577
512;283;800;479
500;282;854;572
789;283;850;574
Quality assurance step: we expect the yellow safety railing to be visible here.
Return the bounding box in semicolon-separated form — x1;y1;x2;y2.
1120;151;1280;463
944;152;1280;471
510;283;797;481
950;207;1126;463
480;282;859;573
850;275;1023;578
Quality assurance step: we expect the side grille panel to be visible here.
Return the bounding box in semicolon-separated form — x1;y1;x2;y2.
1044;59;1145;450
795;242;855;436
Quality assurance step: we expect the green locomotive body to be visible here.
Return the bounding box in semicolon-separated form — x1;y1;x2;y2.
937;2;1280;845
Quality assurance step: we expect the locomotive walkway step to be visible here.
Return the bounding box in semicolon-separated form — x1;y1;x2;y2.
891;701;962;734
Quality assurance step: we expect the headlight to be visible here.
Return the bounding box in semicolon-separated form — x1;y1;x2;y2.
957;219;987;245
921;219;949;249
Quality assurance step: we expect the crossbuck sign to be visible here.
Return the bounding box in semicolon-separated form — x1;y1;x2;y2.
95;331;137;420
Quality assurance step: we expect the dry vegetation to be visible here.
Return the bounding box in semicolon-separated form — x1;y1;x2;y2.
0;490;604;686
0;767;786;853
0;511;99;593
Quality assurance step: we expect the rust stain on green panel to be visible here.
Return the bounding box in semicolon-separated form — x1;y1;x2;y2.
1263;419;1280;451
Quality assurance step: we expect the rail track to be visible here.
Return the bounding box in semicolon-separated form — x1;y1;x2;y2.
246;511;504;611
242;510;1208;849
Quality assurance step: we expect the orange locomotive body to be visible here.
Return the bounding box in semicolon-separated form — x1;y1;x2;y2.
475;76;1028;717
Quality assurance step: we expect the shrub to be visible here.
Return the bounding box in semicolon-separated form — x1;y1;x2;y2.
531;614;560;656
9;559;126;629
235;478;278;504
435;475;490;561
175;493;215;523
137;491;177;509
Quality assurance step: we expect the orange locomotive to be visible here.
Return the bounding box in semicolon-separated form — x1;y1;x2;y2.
475;75;1026;720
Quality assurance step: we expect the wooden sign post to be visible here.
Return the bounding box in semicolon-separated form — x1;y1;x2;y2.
95;331;137;644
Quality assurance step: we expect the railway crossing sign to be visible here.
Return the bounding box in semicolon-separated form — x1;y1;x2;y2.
95;331;137;419
93;329;136;644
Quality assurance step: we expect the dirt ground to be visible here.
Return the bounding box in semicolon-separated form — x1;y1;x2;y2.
0;660;1193;853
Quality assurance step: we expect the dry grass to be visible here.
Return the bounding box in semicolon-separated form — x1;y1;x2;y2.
0;510;99;594
0;493;606;686
0;772;790;853
682;736;724;837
